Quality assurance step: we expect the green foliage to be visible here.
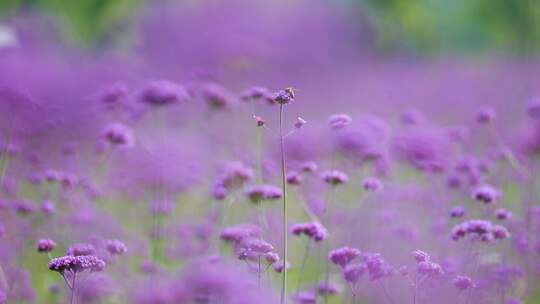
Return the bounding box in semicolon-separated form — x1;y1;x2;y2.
360;0;540;55
0;0;141;47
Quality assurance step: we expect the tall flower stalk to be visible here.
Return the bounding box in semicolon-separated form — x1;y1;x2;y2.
274;88;295;304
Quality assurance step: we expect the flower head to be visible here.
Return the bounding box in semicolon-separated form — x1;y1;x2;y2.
106;240;127;255
37;239;56;253
139;80;189;106
328;114;352;130
329;246;360;268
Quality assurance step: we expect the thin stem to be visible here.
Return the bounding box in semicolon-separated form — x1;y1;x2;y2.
70;272;77;304
279;104;288;304
258;256;262;289
295;240;311;294
413;272;417;304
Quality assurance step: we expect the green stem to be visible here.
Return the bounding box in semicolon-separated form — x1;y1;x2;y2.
279;104;288;304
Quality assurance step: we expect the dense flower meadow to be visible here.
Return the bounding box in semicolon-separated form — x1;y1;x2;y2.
1;2;540;304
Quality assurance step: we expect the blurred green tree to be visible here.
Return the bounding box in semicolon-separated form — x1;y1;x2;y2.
0;0;140;47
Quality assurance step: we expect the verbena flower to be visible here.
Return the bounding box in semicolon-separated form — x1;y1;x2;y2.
106;240;127;255
139;80;189;106
37;239;56;253
290;222;328;242
48;255;105;274
321;170;349;186
329;247;361;268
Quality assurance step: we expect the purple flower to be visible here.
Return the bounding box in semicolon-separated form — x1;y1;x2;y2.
343;263;366;283
217;161;255;189
201;83;233;109
245;184;283;203
417;261;444;276
495;208;512;220
286;171;302;186
321;170;349;186
48;255;105;274
292;291;316;303
103;123;135;147
476;106;496;124
253;115;265;127
37;239;56;253
240;86;273;103
294;116;307;129
317;281;340;296
453;275;473;290
329;246;361;267
301;161;318;173
472;185;500;204
273;260;290;273
328;114;352;130
66;243;96;256
362;177;383;192
139;80;189;106
290;222;328;242
272;88;295;105
106;240;127;255
41;200;55;215
220;224;261;244
450;206;466;218
412;250;430;263
364;253;393;281
99;82;128;109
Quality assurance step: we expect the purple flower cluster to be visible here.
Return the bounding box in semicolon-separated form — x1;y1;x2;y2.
48;255;106;274
451;219;510;242
290;222;328;242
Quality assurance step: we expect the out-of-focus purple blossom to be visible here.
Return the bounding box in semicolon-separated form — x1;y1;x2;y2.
103;123;135;147
139;80;189;106
99;82;128;109
37;239;56;253
417;261;444;276
220;224;261;244
362;177;383;192
328;114;352;130
364;253;393;281
66;243;96;256
450;206;465;218
273;260;290;273
245;184;283;203
472;184;500;204
343;263;366;283
451;219;510;242
316;281;340;296
495;208;512;220
412;250;430;263
476;106;496;124
290;221;328;242
321;170;349;186
292;291;316;303
329;246;360;267
14;200;34;215
527;97;540;119
286;171;302;185
217;161;255;190
106;240;127;255
253;115;265;127
453;275;473;290
294;116;307;129
240;86;273;103
201;83;233;109
301;161;318;173
41;200;55;215
401;108;424;125
393;129;453;173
